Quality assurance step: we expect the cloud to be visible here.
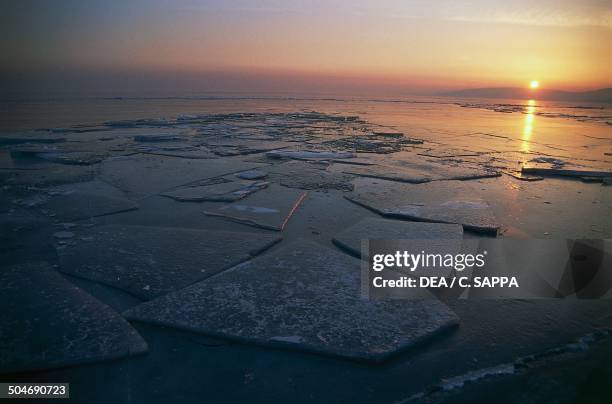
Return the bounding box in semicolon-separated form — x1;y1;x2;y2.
445;2;612;29
448;13;612;29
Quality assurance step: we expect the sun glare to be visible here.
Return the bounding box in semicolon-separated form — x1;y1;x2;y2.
522;99;537;153
530;80;539;89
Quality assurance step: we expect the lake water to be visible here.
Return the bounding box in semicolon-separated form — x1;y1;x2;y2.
2;95;610;168
1;94;611;401
1;94;610;238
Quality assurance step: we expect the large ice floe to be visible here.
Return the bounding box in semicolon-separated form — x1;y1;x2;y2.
203;184;307;231
100;154;268;198
57;225;281;300
338;159;500;183
16;180;138;221
333;218;464;257
345;177;500;234
333;218;466;278
0;262;147;374
162;179;269;202
124;240;458;362
8;107;607;373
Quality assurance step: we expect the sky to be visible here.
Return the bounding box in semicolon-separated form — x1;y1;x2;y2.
1;0;611;96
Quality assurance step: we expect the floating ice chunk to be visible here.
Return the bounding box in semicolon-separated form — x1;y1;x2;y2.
235;170;268;180
581;176;604;183
521;167;612;179
528;157;567;169
0;212;50;251
134;134;182;142
341;160;500;184
57;225;281;300
224;205;279;213
333;218;463;258
266;161;355;191
124;240;458;362
372;131;405;138
266;150;355;160
100;154;268;198
322;135;421;154
418;149;483;158
53;231;75;239
0;262;147;374
205;139;295;156
503;171;544;181
21;180;138;221
0;164;97;186
269;336;305;344
203;184;307;231
37;152;104;165
439;363;515;391
138;145;217;159
162;181;268;202
345;178;500;235
136;143;195;152
9;145;105;165
441;201;489;209
332;218;465;278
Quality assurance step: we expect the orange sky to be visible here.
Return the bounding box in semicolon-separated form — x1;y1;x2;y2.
2;0;611;94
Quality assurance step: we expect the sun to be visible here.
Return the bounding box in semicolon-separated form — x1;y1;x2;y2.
530;80;539;89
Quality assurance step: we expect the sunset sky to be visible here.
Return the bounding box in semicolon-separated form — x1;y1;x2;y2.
2;0;611;96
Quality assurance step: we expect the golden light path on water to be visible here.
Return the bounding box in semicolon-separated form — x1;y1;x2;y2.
522;99;536;153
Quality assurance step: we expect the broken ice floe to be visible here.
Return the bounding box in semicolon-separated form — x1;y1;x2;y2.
203;137;295;156
333;218;463;258
9;146;105;166
417;148;484;159
0;164;98;186
203;184;307;231
266;150;355;160
0;211;50;251
264;160;356;191
503;171;544;182
0;262;147;374
57;225;281;300
32;151;104;166
408;329;612;402
345;178;500;235
53;230;75;239
521;166;612;180
235;170;268;180
520;154;612;182
100;154;268;198
138;147;218;159
162;180;268;202
17;180;138;221
0;211;49;233
333;218;464;278
528;156;567;169
339;159;500;184
322;132;422;154
123;240;458;362
134;134;183;142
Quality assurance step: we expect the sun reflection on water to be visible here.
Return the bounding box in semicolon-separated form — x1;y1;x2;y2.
522;100;536;153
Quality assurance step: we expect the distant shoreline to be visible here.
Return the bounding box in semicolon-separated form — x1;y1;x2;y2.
440;87;612;103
